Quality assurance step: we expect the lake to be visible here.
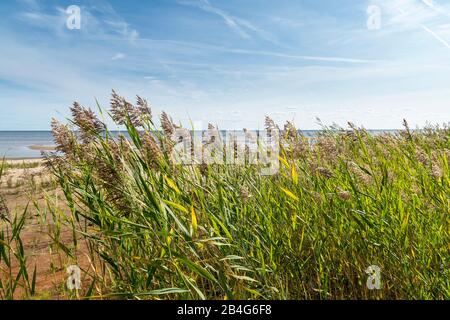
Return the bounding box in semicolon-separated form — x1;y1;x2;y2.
0;130;399;159
0;131;55;158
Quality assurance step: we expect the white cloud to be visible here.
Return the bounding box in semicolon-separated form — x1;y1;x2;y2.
271;16;304;27
17;8;67;35
188;0;251;38
111;53;126;60
177;0;278;44
363;0;450;51
131;38;379;64
3;0;450;130
103;20;139;42
17;0;39;10
215;48;380;64
421;25;450;48
15;1;140;42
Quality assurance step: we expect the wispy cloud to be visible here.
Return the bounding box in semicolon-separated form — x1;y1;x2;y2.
177;0;278;44
2;0;450;130
222;48;380;64
421;25;450;48
196;0;251;39
375;0;450;48
16;6;67;35
17;0;39;9
271;16;304;28
111;53;126;60
93;0;140;42
128;38;379;64
420;0;448;15
15;0;139;42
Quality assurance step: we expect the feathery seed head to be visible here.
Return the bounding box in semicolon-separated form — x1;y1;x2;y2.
160;111;175;137
70;102;105;143
51;118;76;155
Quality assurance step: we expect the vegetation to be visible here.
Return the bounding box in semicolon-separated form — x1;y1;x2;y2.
0;160;37;299
1;90;449;299
2;161;42;171
39;91;449;299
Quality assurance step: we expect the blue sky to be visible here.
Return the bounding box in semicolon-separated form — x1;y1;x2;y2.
0;0;449;130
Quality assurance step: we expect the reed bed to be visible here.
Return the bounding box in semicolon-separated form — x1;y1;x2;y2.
2;90;449;299
0;160;37;299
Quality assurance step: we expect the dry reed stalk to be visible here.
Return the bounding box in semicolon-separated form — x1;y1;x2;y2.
0;193;9;221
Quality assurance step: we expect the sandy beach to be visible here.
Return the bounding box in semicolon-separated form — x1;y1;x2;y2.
0;158;47;191
3;158;44;164
0;156;89;298
27;145;56;151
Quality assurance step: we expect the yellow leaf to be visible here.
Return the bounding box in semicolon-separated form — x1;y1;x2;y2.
280;187;299;201
278;155;290;169
292;165;298;185
401;211;410;230
164;175;181;194
0;239;11;248
167;228;174;246
191;205;198;235
163;199;188;213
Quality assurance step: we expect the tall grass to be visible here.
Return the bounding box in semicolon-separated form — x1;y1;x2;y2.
0;160;37;299
42;91;449;299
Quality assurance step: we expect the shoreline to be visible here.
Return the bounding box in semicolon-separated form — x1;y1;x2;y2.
1;145;54;161
1;157;44;163
27;145;55;151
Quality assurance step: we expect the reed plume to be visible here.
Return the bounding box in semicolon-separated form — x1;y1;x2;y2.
265;116;278;137
111;89;134;125
70;102;105;143
50;118;76;156
284;121;298;140
141;132;162;168
136;95;152;123
111;90;152;127
160;111;175;137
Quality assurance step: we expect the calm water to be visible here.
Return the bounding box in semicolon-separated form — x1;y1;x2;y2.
0;130;398;159
0;131;54;158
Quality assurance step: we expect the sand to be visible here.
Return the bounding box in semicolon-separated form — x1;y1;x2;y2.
3;158;44;164
0;158;48;191
0;157;89;298
28;145;56;151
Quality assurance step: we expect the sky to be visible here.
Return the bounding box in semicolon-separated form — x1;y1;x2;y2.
0;0;449;130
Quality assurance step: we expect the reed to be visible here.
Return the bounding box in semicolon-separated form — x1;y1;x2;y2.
35;91;450;299
0;160;37;299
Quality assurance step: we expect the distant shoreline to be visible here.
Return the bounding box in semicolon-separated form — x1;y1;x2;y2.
0;129;404;159
1;145;55;160
27;145;56;151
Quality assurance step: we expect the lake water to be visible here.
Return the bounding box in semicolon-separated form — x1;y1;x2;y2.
0;131;55;158
0;130;398;159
